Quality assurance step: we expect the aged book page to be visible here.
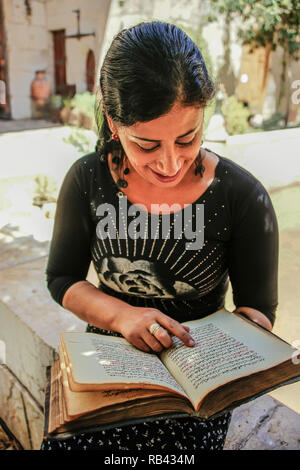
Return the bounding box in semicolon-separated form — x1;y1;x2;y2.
61;332;187;396
160;309;295;409
58;346;171;418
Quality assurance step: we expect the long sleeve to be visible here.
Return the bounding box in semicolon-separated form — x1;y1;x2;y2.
46;159;94;305
228;181;279;326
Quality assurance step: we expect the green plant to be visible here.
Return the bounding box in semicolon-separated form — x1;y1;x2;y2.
50;95;63;109
33;174;57;208
221;95;251;135
206;0;300;121
62;127;94;154
62;97;72;109
70;92;96;117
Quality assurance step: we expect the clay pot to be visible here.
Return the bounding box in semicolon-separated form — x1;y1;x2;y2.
31;71;51;106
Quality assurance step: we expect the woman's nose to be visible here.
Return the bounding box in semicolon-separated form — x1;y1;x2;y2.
156;152;181;176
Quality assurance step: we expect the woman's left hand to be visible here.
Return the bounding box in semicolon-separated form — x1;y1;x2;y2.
233;306;273;331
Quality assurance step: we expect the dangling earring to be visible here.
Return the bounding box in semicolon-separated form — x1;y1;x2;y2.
101;132;130;189
116;153;130;189
194;141;205;177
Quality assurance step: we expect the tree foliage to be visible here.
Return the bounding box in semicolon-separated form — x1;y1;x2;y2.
206;0;300;118
207;0;300;59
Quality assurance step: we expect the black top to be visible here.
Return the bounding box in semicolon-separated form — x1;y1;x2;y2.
46;151;278;325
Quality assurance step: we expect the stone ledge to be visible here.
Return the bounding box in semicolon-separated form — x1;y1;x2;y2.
0;231;86;449
0;365;44;450
0;297;58;406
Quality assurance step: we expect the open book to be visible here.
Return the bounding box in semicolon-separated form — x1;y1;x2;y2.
44;309;300;439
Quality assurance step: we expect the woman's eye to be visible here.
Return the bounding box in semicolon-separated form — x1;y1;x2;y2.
176;136;196;146
137;136;196;152
138;145;160;153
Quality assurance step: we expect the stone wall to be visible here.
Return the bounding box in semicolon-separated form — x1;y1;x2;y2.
3;0;50;119
0;236;87;449
2;0;111;119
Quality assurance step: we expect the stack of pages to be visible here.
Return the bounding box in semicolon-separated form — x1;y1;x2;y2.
43;309;300;440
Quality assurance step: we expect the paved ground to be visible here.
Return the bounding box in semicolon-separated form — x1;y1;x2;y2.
0;120;300;450
0;118;60;134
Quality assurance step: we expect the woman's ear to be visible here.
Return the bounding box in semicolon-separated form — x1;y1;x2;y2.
106;114;116;135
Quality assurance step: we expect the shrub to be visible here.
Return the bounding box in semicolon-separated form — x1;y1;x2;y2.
221;96;251;135
33;175;57;208
62;127;94;154
70;92;96;118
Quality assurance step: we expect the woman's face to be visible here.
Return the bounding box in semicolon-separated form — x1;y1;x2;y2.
107;101;204;188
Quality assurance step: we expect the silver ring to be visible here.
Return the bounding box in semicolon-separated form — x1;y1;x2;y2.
149;322;161;335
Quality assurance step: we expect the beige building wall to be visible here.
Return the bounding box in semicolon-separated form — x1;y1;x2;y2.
3;0;49;119
46;0;111;95
3;0;111;119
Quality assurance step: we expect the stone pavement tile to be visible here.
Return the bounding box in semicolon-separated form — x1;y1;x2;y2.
224;394;300;450
0;119;60;134
0;230;49;270
243;403;300;450
0;205;54;270
224;394;283;449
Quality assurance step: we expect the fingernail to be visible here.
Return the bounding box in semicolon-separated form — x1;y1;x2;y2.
188;339;195;346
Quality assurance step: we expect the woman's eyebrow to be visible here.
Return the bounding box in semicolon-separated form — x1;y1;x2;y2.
130;127;197;142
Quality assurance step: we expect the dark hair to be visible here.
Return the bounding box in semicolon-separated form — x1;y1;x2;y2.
95;21;215;164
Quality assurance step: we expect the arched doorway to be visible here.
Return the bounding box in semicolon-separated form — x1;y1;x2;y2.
86;49;95;92
52;29;67;95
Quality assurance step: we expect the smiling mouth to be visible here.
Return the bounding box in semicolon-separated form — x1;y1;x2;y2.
149;168;181;182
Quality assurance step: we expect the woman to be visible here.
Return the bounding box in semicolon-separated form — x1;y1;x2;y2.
41;21;278;451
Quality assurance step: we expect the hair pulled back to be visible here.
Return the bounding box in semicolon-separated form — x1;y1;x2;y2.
95;21;215;159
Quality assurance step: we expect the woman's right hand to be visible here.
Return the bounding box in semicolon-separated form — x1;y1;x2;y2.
114;306;195;353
